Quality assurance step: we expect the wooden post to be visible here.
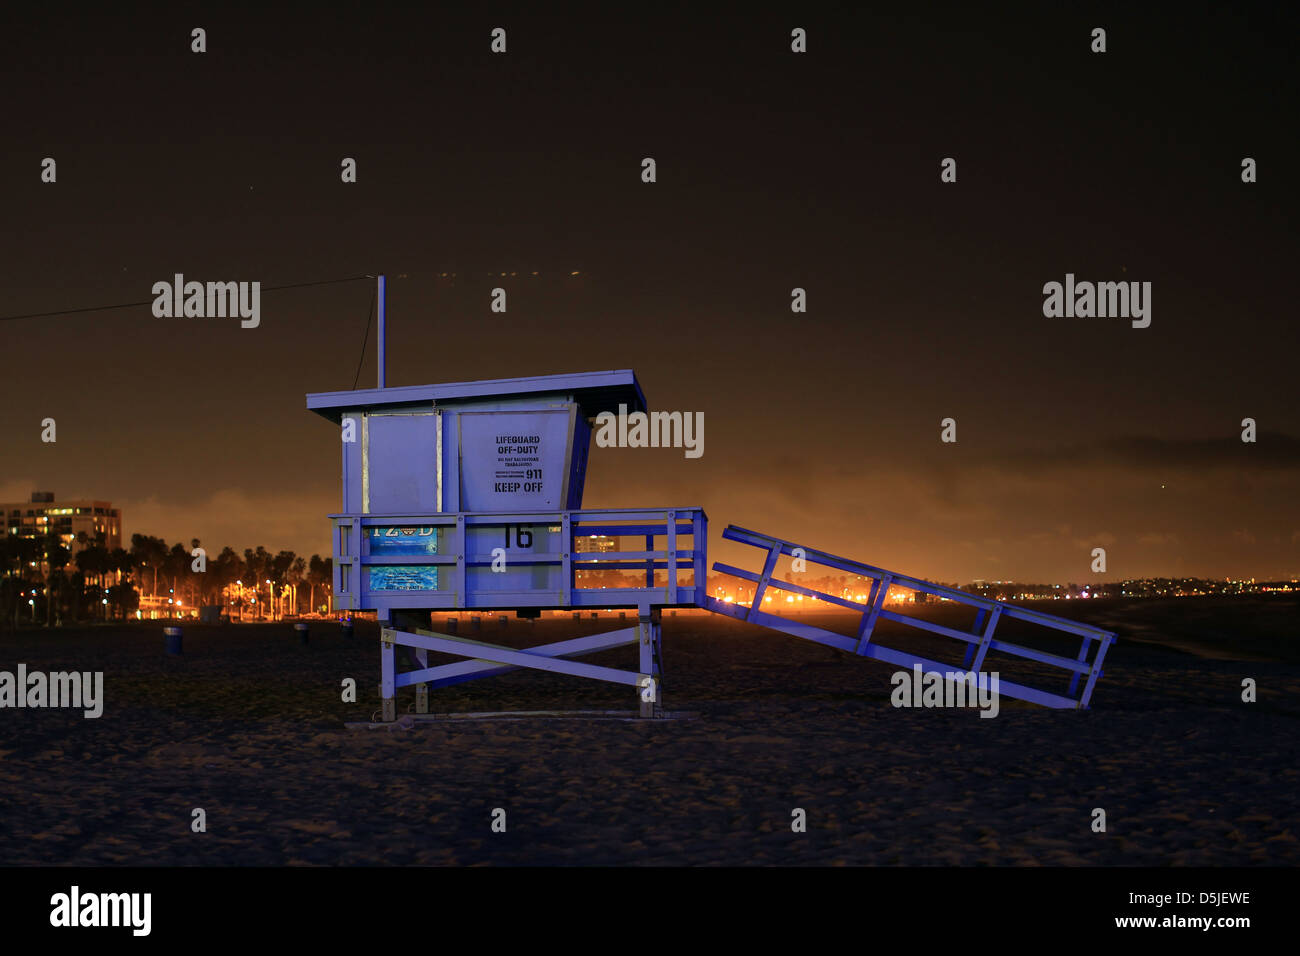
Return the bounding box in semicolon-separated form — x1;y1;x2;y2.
638;607;662;717
380;626;396;722
964;608;988;667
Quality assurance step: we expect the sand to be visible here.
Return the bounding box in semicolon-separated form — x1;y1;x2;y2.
0;596;1296;865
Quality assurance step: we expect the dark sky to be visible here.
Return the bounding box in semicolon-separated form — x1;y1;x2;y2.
1;4;1296;583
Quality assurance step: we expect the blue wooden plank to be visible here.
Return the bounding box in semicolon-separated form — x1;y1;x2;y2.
571;551;696;563
362;586;704;612
874;605;985;645
562;511;573;596
666;510;679;604
570;508;704;523
363;554;456;566
453;515;466;605
572;523;696;537
693;511;707;599
983;637;1094;675
570;587;702;607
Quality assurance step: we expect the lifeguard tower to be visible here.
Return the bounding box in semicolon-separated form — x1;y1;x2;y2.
307;279;1114;721
307;361;703;720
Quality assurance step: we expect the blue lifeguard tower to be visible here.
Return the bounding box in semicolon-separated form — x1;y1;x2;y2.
308;362;703;720
307;279;1114;721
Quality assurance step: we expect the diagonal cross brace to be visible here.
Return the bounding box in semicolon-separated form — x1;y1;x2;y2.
394;627;641;688
747;543;781;622
383;626;644;687
855;574;892;653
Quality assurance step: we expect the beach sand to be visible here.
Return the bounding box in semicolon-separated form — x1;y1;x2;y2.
0;595;1296;865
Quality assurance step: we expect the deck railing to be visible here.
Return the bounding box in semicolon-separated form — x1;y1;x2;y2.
330;507;708;616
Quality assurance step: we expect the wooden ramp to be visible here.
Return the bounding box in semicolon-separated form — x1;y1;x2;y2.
704;525;1116;709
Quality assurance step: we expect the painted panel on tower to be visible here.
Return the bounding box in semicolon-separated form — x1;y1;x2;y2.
459;409;572;511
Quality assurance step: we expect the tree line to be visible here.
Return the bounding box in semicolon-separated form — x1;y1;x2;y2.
0;531;332;628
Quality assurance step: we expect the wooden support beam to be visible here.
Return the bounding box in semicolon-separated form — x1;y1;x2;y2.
387;627;643;686
395;627;640;688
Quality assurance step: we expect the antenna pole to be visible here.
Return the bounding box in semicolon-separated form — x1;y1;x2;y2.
377;273;386;388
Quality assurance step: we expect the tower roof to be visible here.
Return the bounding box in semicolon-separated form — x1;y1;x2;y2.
306;369;646;423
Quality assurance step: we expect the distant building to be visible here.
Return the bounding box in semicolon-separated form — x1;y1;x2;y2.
3;491;122;556
575;534;619;554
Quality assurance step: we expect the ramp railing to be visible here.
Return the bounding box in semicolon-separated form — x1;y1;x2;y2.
705;525;1116;709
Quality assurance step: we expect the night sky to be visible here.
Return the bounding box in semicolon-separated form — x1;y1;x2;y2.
1;5;1295;583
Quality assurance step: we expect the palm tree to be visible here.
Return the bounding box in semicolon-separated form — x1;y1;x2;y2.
307;554;326;614
163;542;189;614
189;538;203;607
75;540;112;619
243;546;271;619
213;547;243;616
107;576;139;621
43;533;70;626
129;534;150;596
1;536;40;627
66;568;86;623
319;556;333;613
148;536;168;598
269;550;297;621
287;555;307;616
130;534;168;600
